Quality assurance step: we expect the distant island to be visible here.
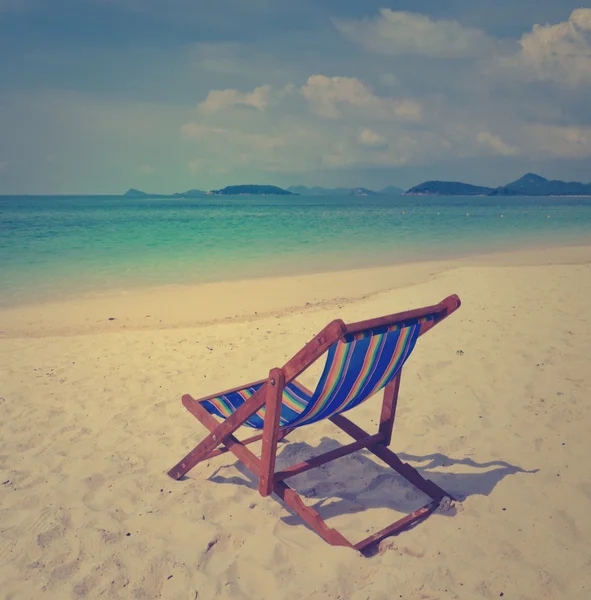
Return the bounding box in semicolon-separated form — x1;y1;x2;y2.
124;184;404;198
123;173;590;199
124;188;208;199
404;173;591;197
404;181;493;196
211;185;295;196
124;185;295;198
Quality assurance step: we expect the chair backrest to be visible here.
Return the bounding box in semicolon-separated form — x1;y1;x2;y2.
288;315;433;428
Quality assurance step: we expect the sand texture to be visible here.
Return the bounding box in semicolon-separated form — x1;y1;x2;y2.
1;245;590;599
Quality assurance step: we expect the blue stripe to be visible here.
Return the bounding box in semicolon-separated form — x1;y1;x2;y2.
199;318;423;429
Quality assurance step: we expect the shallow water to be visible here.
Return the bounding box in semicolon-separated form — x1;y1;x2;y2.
1;194;590;306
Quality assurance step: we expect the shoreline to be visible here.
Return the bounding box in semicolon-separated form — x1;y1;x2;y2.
1;242;590;339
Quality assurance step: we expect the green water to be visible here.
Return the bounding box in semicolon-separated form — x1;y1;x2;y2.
0;194;589;306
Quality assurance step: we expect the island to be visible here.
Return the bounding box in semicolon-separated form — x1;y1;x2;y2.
209;185;295;196
404;181;493;196
489;173;591;196
124;174;590;199
123;188;207;199
171;189;208;198
403;173;591;197
123;188;163;199
123;185;295;198
125;184;405;198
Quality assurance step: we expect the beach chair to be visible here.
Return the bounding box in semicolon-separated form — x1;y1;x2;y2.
168;294;461;553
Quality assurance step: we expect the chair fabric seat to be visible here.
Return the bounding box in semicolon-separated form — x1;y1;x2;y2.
201;316;430;430
201;380;311;429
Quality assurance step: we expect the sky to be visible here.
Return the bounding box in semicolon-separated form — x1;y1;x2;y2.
0;0;590;194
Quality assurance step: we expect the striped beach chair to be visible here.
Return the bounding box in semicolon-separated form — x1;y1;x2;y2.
168;294;461;554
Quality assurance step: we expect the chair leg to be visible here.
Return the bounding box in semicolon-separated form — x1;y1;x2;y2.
259;368;284;497
379;372;401;446
370;443;452;501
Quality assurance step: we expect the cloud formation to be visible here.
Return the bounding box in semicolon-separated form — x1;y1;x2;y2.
336;8;591;89
357;128;387;149
334;9;496;58
197;85;271;114
180;74;531;178
476;132;519;156
300;75;422;121
506;8;591;86
180;75;433;176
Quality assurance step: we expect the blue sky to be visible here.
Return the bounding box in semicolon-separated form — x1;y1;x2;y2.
0;0;590;193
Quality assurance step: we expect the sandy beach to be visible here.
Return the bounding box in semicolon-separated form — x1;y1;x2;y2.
1;244;590;600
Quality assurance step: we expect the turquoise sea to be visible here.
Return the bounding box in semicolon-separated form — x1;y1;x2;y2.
0;194;590;307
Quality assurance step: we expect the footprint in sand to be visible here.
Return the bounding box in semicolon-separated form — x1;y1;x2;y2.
72;554;130;599
131;554;171;598
36;509;71;549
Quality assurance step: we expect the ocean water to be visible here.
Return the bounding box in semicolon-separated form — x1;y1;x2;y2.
0;194;590;307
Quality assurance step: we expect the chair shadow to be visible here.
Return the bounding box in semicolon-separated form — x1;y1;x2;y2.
208;435;538;543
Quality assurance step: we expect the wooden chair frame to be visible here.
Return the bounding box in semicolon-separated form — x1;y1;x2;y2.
168;294;461;554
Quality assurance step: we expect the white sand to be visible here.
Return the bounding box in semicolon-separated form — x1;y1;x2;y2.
1;244;590;599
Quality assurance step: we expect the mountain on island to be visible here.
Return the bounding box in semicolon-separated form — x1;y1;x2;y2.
489;173;591;196
123;185;293;197
123;188;160;198
210;185;295;196
403;173;591;196
404;181;493;196
171;189;208;198
123;188;207;198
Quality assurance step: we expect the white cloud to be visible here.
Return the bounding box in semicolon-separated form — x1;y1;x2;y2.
180;79;446;174
394;100;422;122
139;164;154;174
476;132;519;156
334;9;495;58
505;9;591;86
300;75;422;121
301;75;375;118
357;128;387;148
197;84;271;114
